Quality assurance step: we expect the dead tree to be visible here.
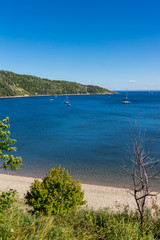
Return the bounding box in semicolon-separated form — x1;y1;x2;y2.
122;126;160;230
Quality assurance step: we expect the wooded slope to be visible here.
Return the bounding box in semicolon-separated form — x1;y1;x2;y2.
0;70;114;96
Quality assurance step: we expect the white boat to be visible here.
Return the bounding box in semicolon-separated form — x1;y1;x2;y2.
121;99;131;104
64;95;71;106
121;92;131;104
64;95;69;104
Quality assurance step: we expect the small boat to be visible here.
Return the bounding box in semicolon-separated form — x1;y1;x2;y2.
64;95;69;104
64;95;71;106
64;100;70;104
121;92;131;104
121;99;131;104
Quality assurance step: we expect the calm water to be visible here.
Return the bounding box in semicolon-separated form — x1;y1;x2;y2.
0;91;160;188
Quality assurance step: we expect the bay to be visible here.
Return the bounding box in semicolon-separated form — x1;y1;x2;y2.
0;91;160;188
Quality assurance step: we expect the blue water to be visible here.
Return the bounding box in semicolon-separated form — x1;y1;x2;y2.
0;91;160;188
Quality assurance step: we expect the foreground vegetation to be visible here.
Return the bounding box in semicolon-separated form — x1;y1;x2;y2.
1;199;160;240
0;70;114;97
0;117;22;171
25;166;85;216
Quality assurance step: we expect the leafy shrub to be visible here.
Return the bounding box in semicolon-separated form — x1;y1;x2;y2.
25;166;86;215
0;189;17;212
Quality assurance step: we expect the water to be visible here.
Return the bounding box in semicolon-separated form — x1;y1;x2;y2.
0;91;160;188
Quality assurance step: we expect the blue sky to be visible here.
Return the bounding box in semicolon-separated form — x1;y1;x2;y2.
0;0;160;90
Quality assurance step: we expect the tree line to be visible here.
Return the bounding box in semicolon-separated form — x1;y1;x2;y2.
0;70;114;96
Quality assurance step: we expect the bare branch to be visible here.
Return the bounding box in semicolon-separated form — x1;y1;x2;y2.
122;124;160;230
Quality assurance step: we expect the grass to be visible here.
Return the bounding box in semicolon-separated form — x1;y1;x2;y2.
0;201;159;240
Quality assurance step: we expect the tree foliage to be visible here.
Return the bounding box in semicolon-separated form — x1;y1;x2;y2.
25;166;86;215
0;117;22;171
0;70;114;96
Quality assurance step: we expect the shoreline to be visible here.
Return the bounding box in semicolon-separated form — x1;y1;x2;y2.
0;173;159;211
0;92;117;99
0;170;136;191
4;170;160;192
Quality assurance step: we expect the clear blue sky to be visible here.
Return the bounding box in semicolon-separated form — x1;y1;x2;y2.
0;0;160;90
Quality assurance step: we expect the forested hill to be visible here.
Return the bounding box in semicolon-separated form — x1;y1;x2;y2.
0;71;115;97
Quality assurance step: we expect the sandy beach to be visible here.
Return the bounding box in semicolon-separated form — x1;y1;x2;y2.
0;173;159;211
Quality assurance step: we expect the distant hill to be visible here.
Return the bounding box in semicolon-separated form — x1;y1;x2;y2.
0;70;115;97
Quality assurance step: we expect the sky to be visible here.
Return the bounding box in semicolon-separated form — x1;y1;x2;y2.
0;0;160;90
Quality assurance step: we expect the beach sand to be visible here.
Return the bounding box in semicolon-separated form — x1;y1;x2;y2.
0;173;159;211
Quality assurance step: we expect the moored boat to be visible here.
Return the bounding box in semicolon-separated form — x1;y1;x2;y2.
121;99;131;104
121;91;131;104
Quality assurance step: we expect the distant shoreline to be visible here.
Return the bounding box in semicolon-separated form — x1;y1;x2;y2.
2;91;160;99
0;92;117;99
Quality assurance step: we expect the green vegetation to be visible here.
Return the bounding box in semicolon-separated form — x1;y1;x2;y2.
1;201;160;239
0;117;22;171
25;166;85;216
0;70;114;97
0;189;17;213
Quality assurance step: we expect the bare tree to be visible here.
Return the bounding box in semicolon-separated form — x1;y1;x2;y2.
122;125;160;230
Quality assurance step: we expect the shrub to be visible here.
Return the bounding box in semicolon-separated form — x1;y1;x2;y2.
25;165;86;215
0;189;17;212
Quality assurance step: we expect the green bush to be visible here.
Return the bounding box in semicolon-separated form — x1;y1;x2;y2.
25;165;86;215
0;189;17;212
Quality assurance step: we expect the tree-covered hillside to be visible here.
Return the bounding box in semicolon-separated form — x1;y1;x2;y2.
0;71;115;97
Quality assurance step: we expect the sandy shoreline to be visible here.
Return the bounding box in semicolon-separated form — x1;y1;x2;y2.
0;173;159;211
